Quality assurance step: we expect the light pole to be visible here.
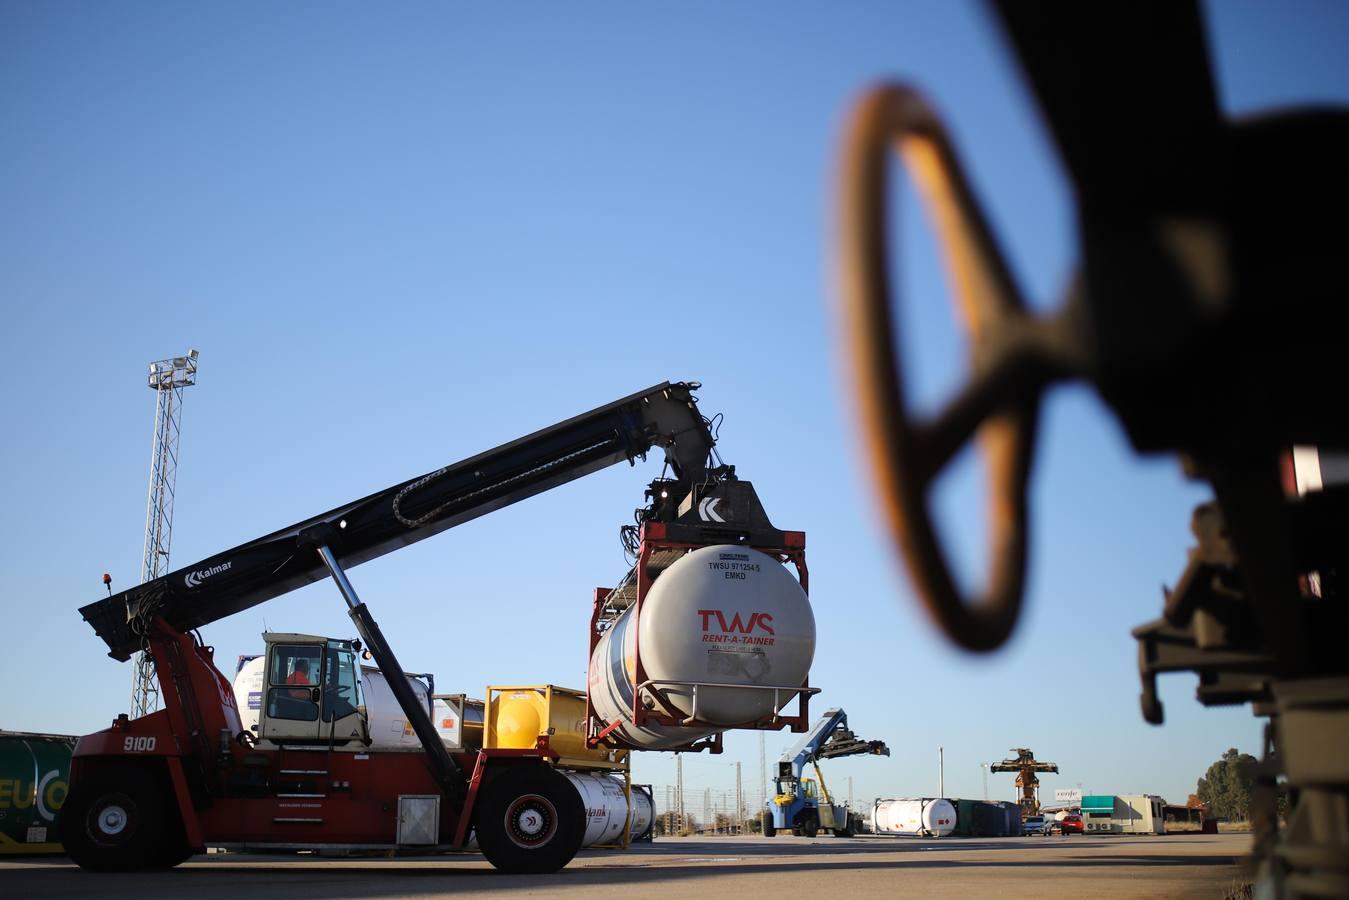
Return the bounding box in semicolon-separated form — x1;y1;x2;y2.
133;349;199;718
736;761;744;834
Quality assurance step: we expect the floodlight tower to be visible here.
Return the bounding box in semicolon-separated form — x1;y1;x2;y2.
131;350;199;717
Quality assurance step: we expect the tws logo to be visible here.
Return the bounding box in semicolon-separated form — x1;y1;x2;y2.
185;561;232;589
697;608;776;646
697;609;775;635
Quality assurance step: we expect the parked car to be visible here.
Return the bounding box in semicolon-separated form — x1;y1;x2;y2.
1022;816;1048;836
1048;814;1084;835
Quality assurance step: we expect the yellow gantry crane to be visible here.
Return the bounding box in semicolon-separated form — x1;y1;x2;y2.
991;748;1059;817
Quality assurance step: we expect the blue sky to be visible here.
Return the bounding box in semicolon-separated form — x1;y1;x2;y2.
3;1;1346;813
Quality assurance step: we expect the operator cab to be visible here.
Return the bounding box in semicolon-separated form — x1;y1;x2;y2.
258;632;367;745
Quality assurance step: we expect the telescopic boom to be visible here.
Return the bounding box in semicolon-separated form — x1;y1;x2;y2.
82;381;714;660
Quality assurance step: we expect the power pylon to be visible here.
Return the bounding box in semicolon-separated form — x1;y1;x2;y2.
131;350;199;717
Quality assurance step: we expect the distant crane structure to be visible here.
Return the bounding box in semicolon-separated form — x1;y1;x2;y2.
131;350;199;718
990;747;1059;817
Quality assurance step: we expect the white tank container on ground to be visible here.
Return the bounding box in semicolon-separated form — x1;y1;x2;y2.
588;544;816;750
463;776;652;849
564;773;654;845
873;798;957;837
232;656;435;750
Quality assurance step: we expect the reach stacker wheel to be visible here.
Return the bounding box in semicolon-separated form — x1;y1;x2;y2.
762;812;776;837
61;766;185;872
474;764;585;874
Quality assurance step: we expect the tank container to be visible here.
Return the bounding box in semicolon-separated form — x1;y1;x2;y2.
873;798;957;837
588;544;815;750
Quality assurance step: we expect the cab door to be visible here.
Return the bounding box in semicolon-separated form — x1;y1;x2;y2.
319;640;366;744
260;643;324;743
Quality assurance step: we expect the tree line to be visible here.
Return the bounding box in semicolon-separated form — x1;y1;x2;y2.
1194;747;1258;821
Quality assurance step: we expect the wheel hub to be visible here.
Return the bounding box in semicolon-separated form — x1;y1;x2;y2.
518;810;544;836
505;793;557;848
97;804;128;837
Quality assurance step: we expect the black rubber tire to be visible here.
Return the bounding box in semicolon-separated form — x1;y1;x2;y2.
61;767;179;872
473;764;585;874
762;812;776;837
150;837;194;869
801;814;819;838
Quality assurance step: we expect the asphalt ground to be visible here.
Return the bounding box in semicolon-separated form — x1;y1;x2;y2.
1;833;1250;899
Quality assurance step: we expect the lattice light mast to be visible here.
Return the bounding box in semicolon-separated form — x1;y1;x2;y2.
131;349;199;717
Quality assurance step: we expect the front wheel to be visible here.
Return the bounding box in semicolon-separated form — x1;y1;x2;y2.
61;767;179;872
801;814;819;838
473;764;584;874
762;812;776;837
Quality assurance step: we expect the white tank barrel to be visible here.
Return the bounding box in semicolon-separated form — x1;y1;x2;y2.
873;798;957;837
564;773;654;845
588;544;815;750
464;776;652;849
358;666;433;750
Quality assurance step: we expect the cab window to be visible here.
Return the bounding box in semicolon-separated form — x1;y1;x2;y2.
267;644;322;722
322;640;362;722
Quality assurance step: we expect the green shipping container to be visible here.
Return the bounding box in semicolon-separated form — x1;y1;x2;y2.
952;798;1020;837
0;731;76;854
953;799;975;837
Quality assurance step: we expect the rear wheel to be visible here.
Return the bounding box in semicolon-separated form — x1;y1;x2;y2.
473;764;584;874
762;812;776;837
151;836;194;868
61;767;181;872
800;813;819;838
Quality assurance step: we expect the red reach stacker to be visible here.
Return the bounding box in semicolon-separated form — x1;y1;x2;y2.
65;382;745;874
